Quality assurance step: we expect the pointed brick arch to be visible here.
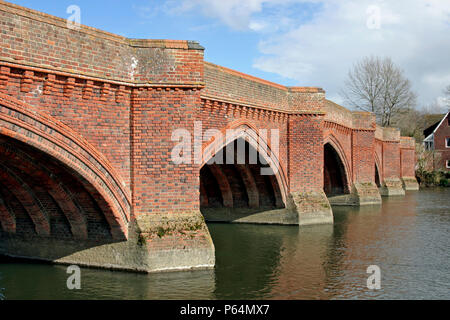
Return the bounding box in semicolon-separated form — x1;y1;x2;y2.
208;164;233;208
0;163;50;236
0;189;15;234
374;152;383;182
374;153;383;187
0;93;130;239
323;134;352;191
235;164;259;208
0;142;88;239
202;120;288;206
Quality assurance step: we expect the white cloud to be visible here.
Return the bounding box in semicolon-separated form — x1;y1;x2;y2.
168;0;308;30
171;0;450;107
168;0;266;30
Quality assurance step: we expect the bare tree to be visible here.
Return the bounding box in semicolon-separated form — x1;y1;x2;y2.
341;56;383;113
341;56;417;126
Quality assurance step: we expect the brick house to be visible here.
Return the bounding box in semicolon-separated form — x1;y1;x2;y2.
423;111;450;171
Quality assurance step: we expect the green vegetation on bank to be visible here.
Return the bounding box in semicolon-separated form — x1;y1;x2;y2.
416;170;450;187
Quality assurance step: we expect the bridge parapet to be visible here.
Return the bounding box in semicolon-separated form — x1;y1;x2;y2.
374;127;407;195
288;87;326;113
400;136;415;149
352;112;376;131
0;0;204;86
400;137;419;190
203;62;325;114
323;100;353;128
375;126;384;141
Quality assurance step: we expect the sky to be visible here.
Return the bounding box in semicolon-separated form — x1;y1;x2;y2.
7;0;450;109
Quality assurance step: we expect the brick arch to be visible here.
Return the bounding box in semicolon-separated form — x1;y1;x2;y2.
0;163;50;236
208;164;234;208
0;142;88;239
0;93;130;239
323;134;352;190
235;164;259;208
374;152;383;187
202;120;288;205
199;180;209;207
0;189;15;233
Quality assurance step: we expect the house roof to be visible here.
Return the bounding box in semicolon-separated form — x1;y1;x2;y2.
423;112;449;139
423;120;441;138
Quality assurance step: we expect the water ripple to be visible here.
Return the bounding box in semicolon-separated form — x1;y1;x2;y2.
0;188;449;299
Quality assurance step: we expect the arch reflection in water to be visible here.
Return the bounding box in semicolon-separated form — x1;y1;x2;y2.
0;189;449;300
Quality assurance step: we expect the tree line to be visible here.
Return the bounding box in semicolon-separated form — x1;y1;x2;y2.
341;56;449;141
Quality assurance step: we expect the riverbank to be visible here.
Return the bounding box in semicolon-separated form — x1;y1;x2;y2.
416;170;450;187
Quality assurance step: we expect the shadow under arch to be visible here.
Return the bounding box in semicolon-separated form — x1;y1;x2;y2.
323;136;351;196
374;154;382;188
200;122;293;224
201;122;289;206
0;93;130;240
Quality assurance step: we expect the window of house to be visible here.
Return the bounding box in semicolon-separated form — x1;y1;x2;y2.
447;160;450;169
447;138;450;148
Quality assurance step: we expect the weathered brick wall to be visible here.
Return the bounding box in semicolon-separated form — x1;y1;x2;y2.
0;1;203;85
288;113;325;193
381;128;401;179
400;137;416;177
0;65;132;189
132;87;203;217
323;100;353;128
0;0;206;203
351;112;376;184
203;62;288;111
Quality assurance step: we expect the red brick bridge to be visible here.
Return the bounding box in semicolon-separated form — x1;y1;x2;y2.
0;1;418;272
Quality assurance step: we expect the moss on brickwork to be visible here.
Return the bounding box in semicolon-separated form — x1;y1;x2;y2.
136;212;207;240
288;190;334;226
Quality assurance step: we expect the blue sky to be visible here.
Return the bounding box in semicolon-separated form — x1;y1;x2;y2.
7;0;450;109
7;0;301;85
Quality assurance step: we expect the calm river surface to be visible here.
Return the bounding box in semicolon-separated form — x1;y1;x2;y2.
0;188;449;300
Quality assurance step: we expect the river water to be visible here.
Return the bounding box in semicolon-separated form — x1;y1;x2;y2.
0;188;449;300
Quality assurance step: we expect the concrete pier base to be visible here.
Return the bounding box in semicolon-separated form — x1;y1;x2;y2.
352;183;382;205
380;178;406;196
0;212;216;273
401;176;420;191
202;207;298;225
202;192;334;227
288;190;334;226
328;183;382;206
